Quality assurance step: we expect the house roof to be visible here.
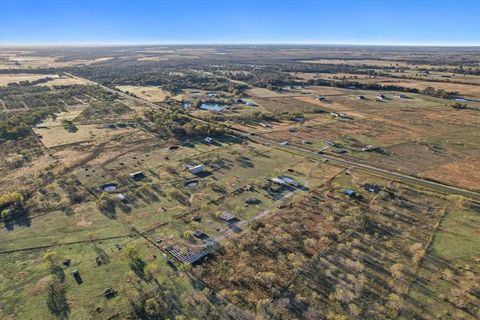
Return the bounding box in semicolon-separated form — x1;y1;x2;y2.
220;211;237;222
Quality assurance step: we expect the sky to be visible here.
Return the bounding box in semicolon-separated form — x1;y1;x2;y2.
0;0;479;46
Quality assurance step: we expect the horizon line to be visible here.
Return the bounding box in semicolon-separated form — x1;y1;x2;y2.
1;42;480;48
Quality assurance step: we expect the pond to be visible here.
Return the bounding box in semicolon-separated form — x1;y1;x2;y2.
454;97;470;102
200;103;225;111
102;183;118;192
184;180;199;188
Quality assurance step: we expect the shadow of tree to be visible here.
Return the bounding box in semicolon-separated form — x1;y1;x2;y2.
4;209;31;231
51;265;65;283
46;282;70;319
130;258;146;280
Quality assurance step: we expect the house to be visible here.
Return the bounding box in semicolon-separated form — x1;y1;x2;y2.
376;94;385;101
207;92;218;97
205;137;214;144
246;101;255;106
280;141;289;146
186;164;204;174
396;94;407;99
278;175;298;187
220;211;238;223
259;122;269;128
343;189;357;196
129;171;144;180
271;177;287;185
318;96;327;102
193;230;208;239
356;95;366;100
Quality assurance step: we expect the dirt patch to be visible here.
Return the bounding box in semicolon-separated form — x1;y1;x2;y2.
77;216;92;227
28;276;52;296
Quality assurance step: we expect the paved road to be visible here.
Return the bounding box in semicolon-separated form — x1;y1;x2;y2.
248;135;480;201
66;73;480;202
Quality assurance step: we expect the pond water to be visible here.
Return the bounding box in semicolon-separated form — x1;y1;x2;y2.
200;103;225;111
184;180;198;188
102;183;118;192
454;98;470;102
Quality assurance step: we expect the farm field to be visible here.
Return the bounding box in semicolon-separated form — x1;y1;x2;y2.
0;45;479;319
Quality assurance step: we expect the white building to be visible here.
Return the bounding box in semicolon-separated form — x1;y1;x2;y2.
187;164;204;174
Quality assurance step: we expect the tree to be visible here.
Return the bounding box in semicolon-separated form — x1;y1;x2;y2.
123;244;139;261
0;192;24;210
144;298;161;317
145;263;159;280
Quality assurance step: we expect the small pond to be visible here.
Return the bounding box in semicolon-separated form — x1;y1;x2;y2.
454;98;470;102
200;103;225;111
102;183;118;192
184;180;199;188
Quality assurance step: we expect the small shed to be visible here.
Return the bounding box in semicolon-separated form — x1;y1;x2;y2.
364;184;381;193
271;177;287;185
193;230;208;239
187;164;204;174
72;269;83;285
129;171;144;180
278;175;298;187
343;189;357;196
220;212;238;223
205;137;214;144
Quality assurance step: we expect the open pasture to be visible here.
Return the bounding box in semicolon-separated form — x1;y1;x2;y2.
116;85;170;102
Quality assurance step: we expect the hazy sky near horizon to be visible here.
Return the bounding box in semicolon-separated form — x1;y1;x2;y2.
1;0;479;45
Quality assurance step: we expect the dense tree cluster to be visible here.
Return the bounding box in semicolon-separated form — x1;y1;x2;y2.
0;84;117;110
0;107;58;140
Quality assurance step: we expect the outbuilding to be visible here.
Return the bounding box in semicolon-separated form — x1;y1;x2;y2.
193;230;208;239
220;211;238;223
278;175;298;187
186;164;204;174
129;171;144;180
205;137;214;144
